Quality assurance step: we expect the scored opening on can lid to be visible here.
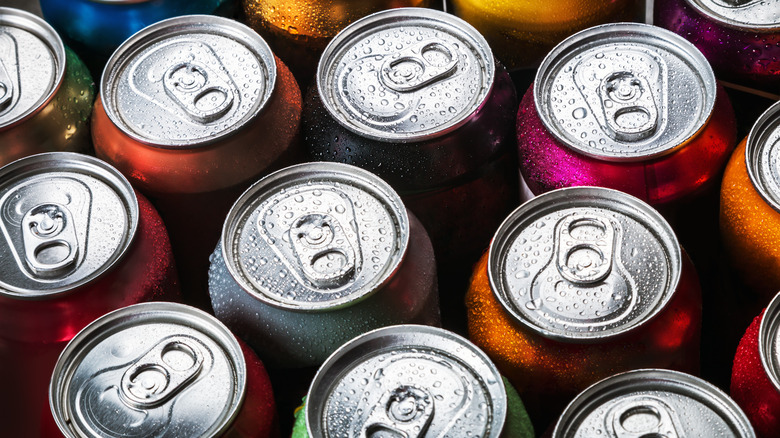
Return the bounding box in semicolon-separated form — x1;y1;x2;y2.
685;0;780;31
0;152;138;298
553;369;756;437
49;302;246;438
306;325;507;438
488;186;682;342
101;15;277;148
746;100;780;214
534;22;716;162
759;290;780;397
221;162;410;311
317;7;495;143
0;7;65;129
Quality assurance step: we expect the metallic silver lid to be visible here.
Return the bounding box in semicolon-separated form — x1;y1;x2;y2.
489;186;682;341
759;291;780;396
535;23;716;162
686;0;780;31
306;325;507;438
553;369;756;437
221;162;409;310
0;152;138;298
50;302;246;438
746;100;780;214
0;7;64;128
317;7;494;143
101;15;276;148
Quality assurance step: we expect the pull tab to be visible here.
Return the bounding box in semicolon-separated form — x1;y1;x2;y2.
555;214;615;285
0;32;18;112
599;72;658;142
607;396;680;438
361;385;435;438
163;61;234;123
120;336;204;409
22;203;79;278
380;41;458;93
289;213;356;288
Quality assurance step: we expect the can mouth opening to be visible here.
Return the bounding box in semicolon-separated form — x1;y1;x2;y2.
684;0;780;32
759;291;780;394
745;100;780;214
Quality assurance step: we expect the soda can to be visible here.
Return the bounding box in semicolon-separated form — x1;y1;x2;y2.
303;7;519;269
93;15;302;310
209;162;439;369
466;186;702;427
0;152;179;436
49;302;278;438
516;22;737;206
0;7;95;168
555;369;755;437
655;0;780;92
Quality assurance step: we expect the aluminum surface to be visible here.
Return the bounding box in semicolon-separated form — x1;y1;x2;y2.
686;0;780;30
759;290;780;395
746;101;780;214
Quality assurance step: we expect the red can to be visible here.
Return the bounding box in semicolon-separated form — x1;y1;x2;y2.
0;152;179;437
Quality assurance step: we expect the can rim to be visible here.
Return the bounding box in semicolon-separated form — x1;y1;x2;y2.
533;22;717;163
219;161;411;312
316;7;496;144
487;186;683;343
49;301;247;438
305;324;508;438
100;14;277;149
745;100;780;214
0;6;65;130
684;0;780;32
759;290;780;394
552;368;756;437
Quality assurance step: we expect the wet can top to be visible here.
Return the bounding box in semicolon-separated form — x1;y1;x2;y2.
101;15;277;148
0;7;64;129
0;152;138;298
49;302;246;438
488;186;682;341
746;100;780;214
759;291;780;397
306;325;507;437
317;7;494;143
535;23;716;162
685;0;780;31
553;369;756;437
221;162;409;311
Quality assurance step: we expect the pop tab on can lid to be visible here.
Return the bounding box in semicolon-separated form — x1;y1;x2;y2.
0;7;64;128
535;23;716;162
553;369;756;437
102;15;276;148
318;8;494;142
221;162;409;310
49;302;246;438
686;0;780;30
0;152;138;298
488;186;682;341
746;101;780;214
306;325;507;438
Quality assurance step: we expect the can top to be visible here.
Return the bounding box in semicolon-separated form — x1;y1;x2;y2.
759;290;780;396
221;162;409;311
317;7;494;143
50;302;246;438
553;369;756;437
0;7;64;129
306;325;507;438
102;15;277;148
686;0;780;31
488;186;682;341
746;101;780;214
535;23;716;162
0;153;138;298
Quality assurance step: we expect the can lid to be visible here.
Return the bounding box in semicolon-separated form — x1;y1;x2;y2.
221;162;409;310
746;101;780;214
553;369;756;437
0;152;138;298
306;325;507;437
0;7;64;129
50;302;246;438
488;186;682;341
759;290;780;395
535;23;716;162
685;0;780;31
101;15;276;148
317;7;494;143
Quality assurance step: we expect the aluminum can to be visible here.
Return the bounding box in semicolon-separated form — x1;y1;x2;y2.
0;152;179;437
516;23;737;207
303;7;519;268
48;302;278;438
555;369;755;437
208;162;439;369
466;186;702;427
0;7;95;168
93;15;302;310
655;0;780;92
